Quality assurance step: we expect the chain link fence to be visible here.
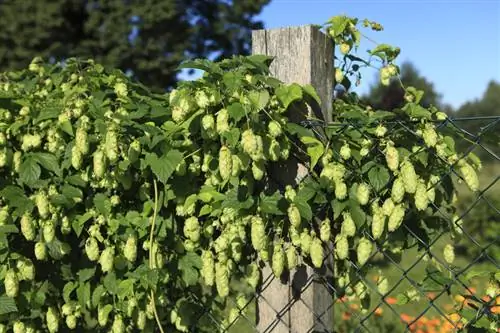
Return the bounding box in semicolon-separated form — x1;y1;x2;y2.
182;115;499;333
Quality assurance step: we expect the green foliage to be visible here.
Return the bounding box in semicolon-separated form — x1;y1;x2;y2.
0;0;270;92
0;13;493;332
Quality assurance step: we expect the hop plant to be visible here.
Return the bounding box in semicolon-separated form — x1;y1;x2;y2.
377;273;389;295
340;143;351;160
443;243;455;264
385;145;399;171
218;146;232;181
388;204;405;232
183;217;201;242
382;198;395;216
43;220;56;243
75;126;89;155
319;218;331;242
46;307;59;333
422;124;437;147
459;161;479;192
400;159;418;194
34;242;47;261
251;216;266;251
310;237;324;268
4;269;19;298
16;258;35;281
335;181;348;200
13;322;25;333
123;235;137;262
93;150;106;179
241;129;264;161
341;212;356;237
35;191;49;219
286;245;298;270
215;261;229;297
268;120;282;138
246;263;260;290
65;315;77;330
251;160;265;181
99;247;115;273
201;250;215;286
391;177;405;203
287;204;301;228
356;183;370;205
216;108;230;134
335;235;349;260
85;237;100;261
272;243;285;277
20;213;36;241
371;212;385;240
268;139;280;161
414;182;429;211
111;314;125;333
357;238;373;267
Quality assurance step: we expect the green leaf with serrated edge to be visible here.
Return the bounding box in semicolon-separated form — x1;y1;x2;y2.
30;152;61;177
199;204;212;216
368;165;390;192
103;271;118;295
78;268;96;283
91;285;106;309
145;150;183;183
285;123;315;138
296;184;317;202
0;295;17;315
259;191;286;215
117;279;135;300
221;128;240;147
72;211;93;237
221;187;254;210
293;199;312;221
248;90;269;110
0;225;18;235
199;186;225;203
19;156;41;186
227;102;246;122
93;193;112;218
307;143;324;170
59;118;74;136
302;84;321;105
276;83;303;109
331;199;348;220
349;200;366;227
77;282;91;309
63;281;78;303
178;252;202;286
62;184;83;201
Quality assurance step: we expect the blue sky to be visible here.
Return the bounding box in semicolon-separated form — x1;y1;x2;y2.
181;0;499;109
255;0;500;109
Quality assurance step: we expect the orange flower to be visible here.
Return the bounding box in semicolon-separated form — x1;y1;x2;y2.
427;292;436;300
466;287;476;295
374;307;383;316
400;313;414;323
385;296;398;305
482;295;492;302
491;305;500;314
342;311;351;320
349;303;359;310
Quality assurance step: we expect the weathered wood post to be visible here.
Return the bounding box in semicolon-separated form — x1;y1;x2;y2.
252;25;334;333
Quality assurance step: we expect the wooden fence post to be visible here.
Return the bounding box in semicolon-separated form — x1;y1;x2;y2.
252;25;334;333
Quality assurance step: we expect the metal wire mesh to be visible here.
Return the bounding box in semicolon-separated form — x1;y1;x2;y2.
189;115;499;333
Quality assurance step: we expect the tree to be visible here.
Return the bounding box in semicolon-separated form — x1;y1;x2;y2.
0;0;270;91
362;61;442;111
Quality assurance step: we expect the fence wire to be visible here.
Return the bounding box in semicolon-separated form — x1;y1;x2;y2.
190;115;500;333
